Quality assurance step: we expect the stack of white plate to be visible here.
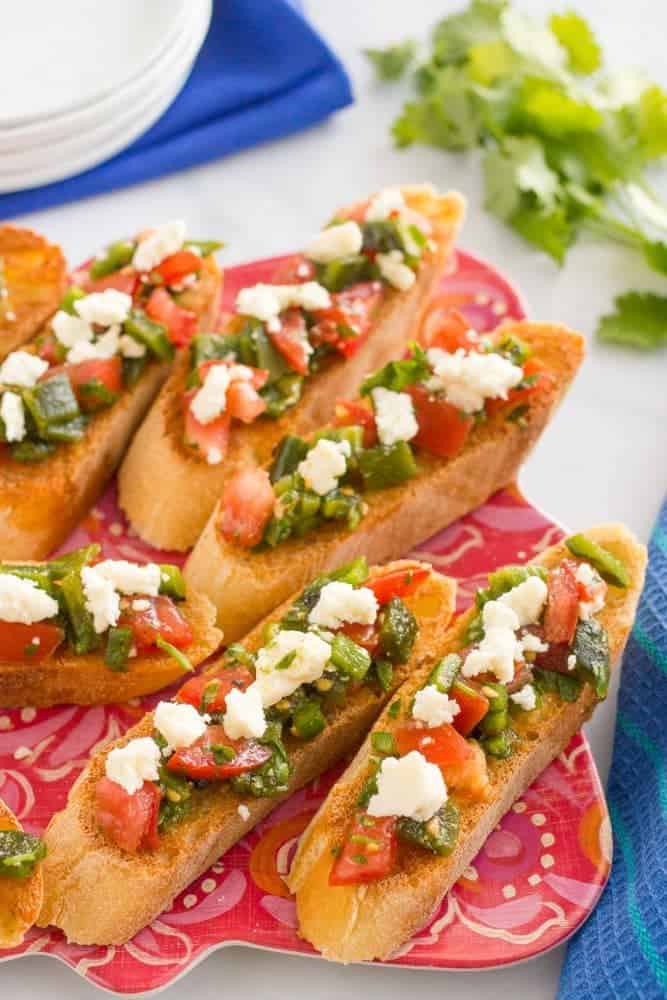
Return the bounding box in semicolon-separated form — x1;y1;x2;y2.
0;0;212;194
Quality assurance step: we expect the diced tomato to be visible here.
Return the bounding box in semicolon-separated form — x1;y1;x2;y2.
310;283;384;358
329;812;397;886
533;637;571;674
166;724;272;781
176;665;254;713
367;566;431;605
339;622;380;655
95;777;161;853
183;387;231;464
449;679;490;736
146;287;197;347
486;359;554;418
85;269;139;297
198;360;269;392
226;380;267;423
419;308;481;353
152;250;201;286
270;255;316;283
543;560;579;644
219;466;275;548
334;398;377;447
53;357;123;412
119;595;193;652
267;308;311;374
396;722;488;800
406;384;474;459
0;621;65;663
37;332;65;366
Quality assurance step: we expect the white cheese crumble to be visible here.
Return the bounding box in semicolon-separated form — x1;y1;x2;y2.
237;803;251;821
235;281;331;322
154;701;207;750
67;324;121;364
254;630;332;708
510;684;537;712
498;576;548;627
105;737;161;795
567;654;577;671
207;446;223;465
74;289;132;326
371;387;418;446
1;391;25;442
412;685;461;727
575;562;606;620
133;220;187;272
223;683;267;740
297;438;350;496
376;250;416;291
81;566;120;634
426;347;524;414
463;577;548;684
366;187;407;222
132;598;151;612
367;750;447;822
93;560;161;596
0;574;59;624
308;581;378;630
305;221;363;263
191;364;231;424
0;351;49;388
520;631;549;654
52;310;93;349
119;334;147;359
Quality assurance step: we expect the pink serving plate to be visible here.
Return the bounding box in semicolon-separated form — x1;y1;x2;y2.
0;250;611;993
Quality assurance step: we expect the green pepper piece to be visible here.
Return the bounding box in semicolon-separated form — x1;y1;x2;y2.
378;597;417;663
105;626;133;672
492;334;531;366
156;636;193;672
330;634;371;681
59;285;86;315
359;441;417;490
237;320;290;379
123;311;174;361
397;800;460;856
477;680;508;713
572;619;610;698
231;723;291;797
59;569;100;655
361;347;431;396
374;658;394;692
157;766;193;830
47;544;100;580
261;374;304;417
321;490;364;528
293;700;326;740
121;356;147;388
270;435;309;482
313;425;365;455
0;564;52;590
478;709;508;736
467;564;548;643
158;564;187;600
89;240;135;280
427;653;461;693
189;332;236;374
0;830;47;879
77;378;118;412
185;239;224;257
10;440;55;463
371;731;397;755
225;643;256;668
533;668;582;703
44;415;88;443
361;220;405;254
482;730;514;759
331;557;369;587
298;490;321;520
315;254;374;292
565;534;629;587
23;373;80;432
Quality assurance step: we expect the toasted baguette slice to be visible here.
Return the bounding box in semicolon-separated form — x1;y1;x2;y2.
0;799;43;948
118;187;465;551
287;524;647;963
0;585;222;708
38;561;456;944
185;321;585;641
0;255;222;560
0;225;67;359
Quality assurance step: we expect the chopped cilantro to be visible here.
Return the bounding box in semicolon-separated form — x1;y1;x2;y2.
365;41;416;81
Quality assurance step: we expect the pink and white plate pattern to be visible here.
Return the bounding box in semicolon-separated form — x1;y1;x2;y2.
0;251;611;993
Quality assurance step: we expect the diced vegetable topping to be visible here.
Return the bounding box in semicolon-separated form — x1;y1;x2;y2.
0;829;46;879
565;534;629;587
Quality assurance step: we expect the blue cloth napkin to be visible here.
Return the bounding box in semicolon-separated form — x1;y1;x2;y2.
0;0;352;219
558;503;667;999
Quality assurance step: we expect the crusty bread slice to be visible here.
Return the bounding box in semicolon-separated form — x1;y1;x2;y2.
38;561;456;944
0;586;222;708
287;524;647;963
0;255;222;560
117;187;466;551
185;321;585;641
0;798;43;948
0;225;67;360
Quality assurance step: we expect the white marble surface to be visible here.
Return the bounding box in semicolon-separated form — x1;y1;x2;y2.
3;0;665;996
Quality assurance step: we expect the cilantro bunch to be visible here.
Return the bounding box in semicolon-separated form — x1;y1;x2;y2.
366;0;667;350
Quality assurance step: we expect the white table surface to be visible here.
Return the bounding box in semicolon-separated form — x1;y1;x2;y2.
3;0;665;996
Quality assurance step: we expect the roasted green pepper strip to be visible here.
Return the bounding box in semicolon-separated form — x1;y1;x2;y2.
23;373;80;433
43;415;88;443
292;700;326;740
359;440;417;490
315;254;374;292
59;285;86;315
565;534;629;587
185;239;224;257
105;627;133;672
270;435;309;482
59;569;100;654
47;544;100;580
0;830;46;879
330;634;371;681
482;730;514;758
89;240;135;279
158;564;187;600
427;653;461;692
378;597;417;663
397;800;460;855
572;619;610;697
77;378;118;412
123;311;173;361
370;731;397;755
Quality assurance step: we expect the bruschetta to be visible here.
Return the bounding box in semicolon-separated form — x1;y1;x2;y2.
0;545;221;707
38;559;455;944
287;525;646;963
0;798;45;948
185;315;585;641
0;223;222;559
0;225;67;360
117;185;465;550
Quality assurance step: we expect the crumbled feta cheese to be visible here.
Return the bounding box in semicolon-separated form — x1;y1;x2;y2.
223;683;267;740
236;281;331;322
94;560;161;596
377;250;416;291
0;351;49;388
366;187;407;222
105;737;161;795
499;576;548;627
0;574;59;624
206;447;223;465
237;803;251;821
254;630;332;707
74;289;132;326
266;316;282;334
367;751;447;822
308;581;378;629
510;684;537;711
154;701;207;750
52;310;93;349
81;566;120;634
463;624;520;684
132;598;151;612
133;220;187;272
567;654;577;671
371;387;418;446
426;347;524;414
0;391;25;442
191;364;231;424
576;562;606;620
119;334;147;358
297;438;350;496
305;221;363;263
412;685;461;727
520;631;549;654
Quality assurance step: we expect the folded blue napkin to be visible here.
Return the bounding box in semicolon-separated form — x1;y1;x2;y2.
0;0;352;219
558;502;667;999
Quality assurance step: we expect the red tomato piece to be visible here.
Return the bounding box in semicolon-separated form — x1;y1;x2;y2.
85;269;139;297
36;332;65;366
310;283;384;358
95;777;161;853
396;721;474;770
339;622;381;656
486;358;554;418
532;637;572;674
146;287;198;347
119;595;193;652
270;255;316;283
329;813;397;886
166;725;272;781
407;384;474;459
152;250;201;286
366;566;431;605
182;387;231;464
219;466;275;548
176;665;254;713
0;621;65;663
267;308;311;374
449;679;490;736
334;398;377;447
419;307;480;353
226;380;267;423
64;357;123;411
543;561;579;644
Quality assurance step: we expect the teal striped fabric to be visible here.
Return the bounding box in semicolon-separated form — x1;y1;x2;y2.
558;503;667;999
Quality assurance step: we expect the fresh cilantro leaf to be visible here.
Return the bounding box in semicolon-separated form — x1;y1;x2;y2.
483;137;559;221
518;78;602;137
510;204;574;264
597;291;667;350
392;68;482;149
365;41;417;81
549;11;601;75
501;7;568;74
432;0;507;65
643;239;667;276
467;39;515;85
638;85;667;160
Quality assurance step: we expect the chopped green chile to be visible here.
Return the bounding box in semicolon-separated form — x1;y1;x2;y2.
572;619;610;697
330;633;371;680
60;569;100;655
482;730;515;759
292;700;326;740
59;285;86;315
123;311;173;360
565;534;629;587
397;800;460;856
0;830;46;879
371;731;397;755
374;659;394;692
43;415;88;443
315;254;375;292
156;636;194;672
105;626;133;672
378;597;417;663
427;653;461;692
270;435;309;482
158;564;187;599
23;373;80;433
359;441;418;490
10;440;55;463
89;240;135;279
185;239;224;257
533;668;582;703
77;378;118;412
231;725;290;797
361;346;431;395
